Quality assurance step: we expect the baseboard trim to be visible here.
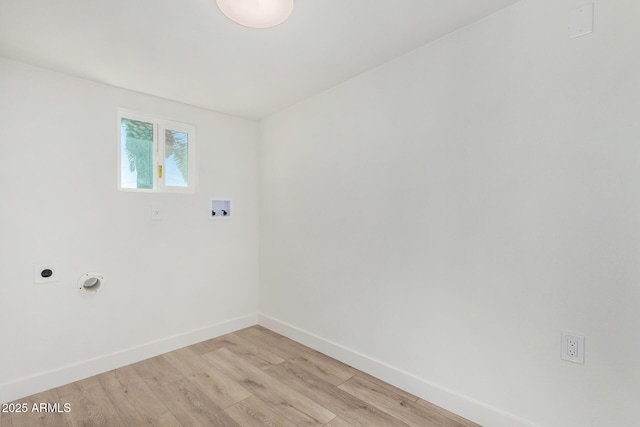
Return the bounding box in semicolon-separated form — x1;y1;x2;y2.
259;314;539;427
0;313;258;403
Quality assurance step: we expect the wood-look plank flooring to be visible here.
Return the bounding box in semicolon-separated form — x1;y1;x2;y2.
1;326;481;427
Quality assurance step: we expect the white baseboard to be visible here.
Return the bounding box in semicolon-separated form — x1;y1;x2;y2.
259;314;539;427
2;312;539;427
0;313;258;403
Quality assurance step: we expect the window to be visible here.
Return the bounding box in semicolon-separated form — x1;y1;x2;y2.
118;110;196;193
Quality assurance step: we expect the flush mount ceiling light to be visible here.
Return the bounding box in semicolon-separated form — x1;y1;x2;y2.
216;0;294;29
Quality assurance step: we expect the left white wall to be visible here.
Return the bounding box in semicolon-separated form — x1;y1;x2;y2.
0;57;260;402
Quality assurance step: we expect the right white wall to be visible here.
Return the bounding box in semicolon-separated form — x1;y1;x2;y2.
259;1;640;426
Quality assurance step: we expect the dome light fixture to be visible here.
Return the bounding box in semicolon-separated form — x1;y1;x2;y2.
216;0;294;29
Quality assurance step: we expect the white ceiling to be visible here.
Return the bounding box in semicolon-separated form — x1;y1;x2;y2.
0;0;521;119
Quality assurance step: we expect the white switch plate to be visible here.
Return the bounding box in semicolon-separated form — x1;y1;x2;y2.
569;4;593;39
561;332;585;364
151;205;162;221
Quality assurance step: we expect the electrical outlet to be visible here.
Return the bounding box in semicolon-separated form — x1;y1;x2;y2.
34;264;59;284
561;332;585;364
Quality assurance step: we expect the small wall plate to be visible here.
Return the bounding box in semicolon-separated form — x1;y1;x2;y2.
561;332;585;364
35;264;58;284
569;4;593;39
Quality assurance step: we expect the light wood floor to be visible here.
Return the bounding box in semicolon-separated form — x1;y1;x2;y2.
1;326;481;427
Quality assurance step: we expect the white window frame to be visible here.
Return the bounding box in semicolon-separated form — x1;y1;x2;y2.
118;109;197;194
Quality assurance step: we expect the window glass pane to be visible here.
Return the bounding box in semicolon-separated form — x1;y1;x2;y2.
121;118;154;189
165;129;189;187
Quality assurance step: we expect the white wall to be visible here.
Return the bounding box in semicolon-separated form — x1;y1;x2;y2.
0;57;259;401
259;1;640;426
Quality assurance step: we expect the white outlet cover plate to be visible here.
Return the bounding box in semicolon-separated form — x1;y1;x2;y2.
569;4;593;39
151;205;162;221
561;332;585;364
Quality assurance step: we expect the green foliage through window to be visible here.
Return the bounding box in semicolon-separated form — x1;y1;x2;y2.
121;118;153;189
165;129;189;187
119;111;196;193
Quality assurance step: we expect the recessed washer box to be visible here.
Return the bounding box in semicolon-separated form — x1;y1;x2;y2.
210;199;232;220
